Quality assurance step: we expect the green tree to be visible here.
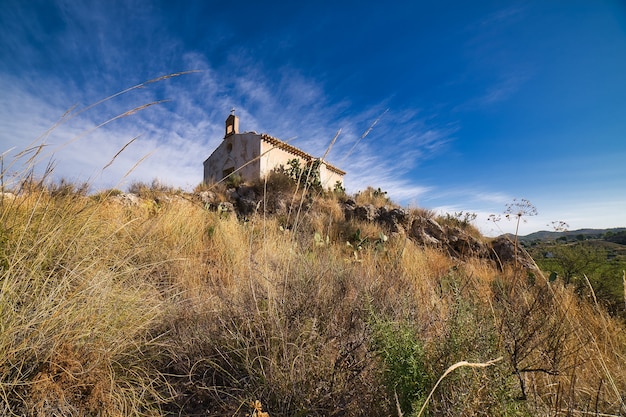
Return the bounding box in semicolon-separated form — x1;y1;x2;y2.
542;243;605;285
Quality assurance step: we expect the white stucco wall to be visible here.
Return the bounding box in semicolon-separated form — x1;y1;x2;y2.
203;133;261;183
204;130;345;189
319;166;344;189
259;139;305;177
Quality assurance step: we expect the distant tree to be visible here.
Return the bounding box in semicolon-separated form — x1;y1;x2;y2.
605;230;626;245
542;243;605;285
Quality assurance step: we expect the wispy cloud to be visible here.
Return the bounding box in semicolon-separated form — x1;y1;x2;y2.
472;73;531;107
477;5;525;27
0;54;452;195
0;1;457;196
453;4;533;110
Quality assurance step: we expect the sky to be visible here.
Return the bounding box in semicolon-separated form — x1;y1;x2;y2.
1;0;625;236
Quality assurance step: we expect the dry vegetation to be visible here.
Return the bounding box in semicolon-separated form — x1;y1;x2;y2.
4;75;624;416
1;169;625;417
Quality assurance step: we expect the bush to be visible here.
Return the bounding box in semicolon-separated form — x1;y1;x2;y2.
257;168;297;193
128;179;181;197
225;173;244;188
371;318;430;415
47;178;91;197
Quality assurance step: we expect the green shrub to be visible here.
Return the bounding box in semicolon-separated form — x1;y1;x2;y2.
371;317;430;415
225;172;244;188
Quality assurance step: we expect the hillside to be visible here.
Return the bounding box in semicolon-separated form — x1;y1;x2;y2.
1;177;625;417
516;227;626;243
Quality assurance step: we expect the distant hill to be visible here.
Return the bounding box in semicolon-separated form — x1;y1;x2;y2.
513;227;626;243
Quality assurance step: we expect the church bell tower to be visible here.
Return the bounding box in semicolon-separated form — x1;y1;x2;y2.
225;110;239;137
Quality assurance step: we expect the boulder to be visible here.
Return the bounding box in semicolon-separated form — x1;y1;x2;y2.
217;201;235;214
197;191;217;205
343;199;357;220
111;193;140;207
410;217;446;243
354;204;377;222
377;206;409;233
489;236;536;270
236;197;260;217
446;228;489;258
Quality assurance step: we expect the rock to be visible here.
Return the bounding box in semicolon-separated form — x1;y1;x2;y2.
410;217;447;243
217;201;234;214
377;206;409;233
236;197;260;217
236;186;257;200
409;217;444;248
197;191;217;205
354;204;377;222
111;193;140;206
446;228;489;258
255;191;293;215
489;236;536;270
414;230;441;246
227;186;260;217
424;218;447;241
343;199;357;220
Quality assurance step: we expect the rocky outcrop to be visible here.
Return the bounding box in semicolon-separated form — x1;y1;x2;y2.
408;215;490;259
192;187;535;269
377;207;409;234
196;186;312;218
344;200;535;269
345;201;409;234
354;204;378;222
197;191;217;206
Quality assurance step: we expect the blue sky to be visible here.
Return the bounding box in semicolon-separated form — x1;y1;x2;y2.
1;0;625;236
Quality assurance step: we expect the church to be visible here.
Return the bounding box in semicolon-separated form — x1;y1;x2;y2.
203;113;345;188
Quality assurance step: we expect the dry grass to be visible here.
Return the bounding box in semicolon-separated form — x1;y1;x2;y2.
354;186;393;207
2;180;626;416
2;99;625;416
0;190;170;416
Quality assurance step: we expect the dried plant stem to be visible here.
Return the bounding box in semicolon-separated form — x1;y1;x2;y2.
415;357;503;417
